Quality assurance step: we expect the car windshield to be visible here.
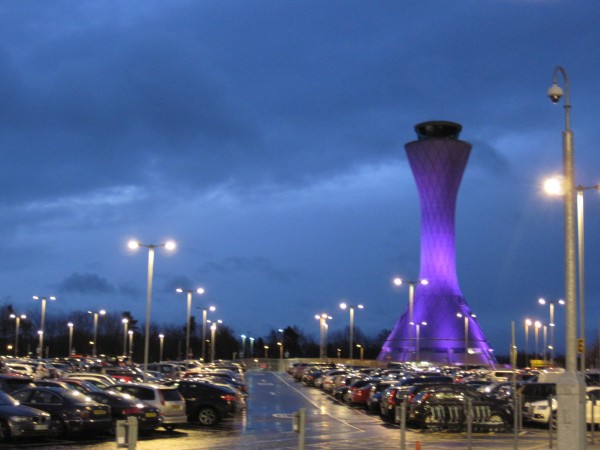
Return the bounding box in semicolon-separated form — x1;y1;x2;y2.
0;391;18;406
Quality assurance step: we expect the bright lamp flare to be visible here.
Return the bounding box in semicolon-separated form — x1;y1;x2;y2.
544;177;564;195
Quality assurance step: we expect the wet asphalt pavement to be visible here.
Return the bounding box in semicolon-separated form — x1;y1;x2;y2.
3;370;600;449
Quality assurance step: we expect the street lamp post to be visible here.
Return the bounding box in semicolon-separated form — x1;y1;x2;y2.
37;331;43;358
210;322;217;362
264;345;269;359
524;319;532;368
88;309;106;357
547;65;586;449
241;335;246;358
315;313;332;359
277;342;283;359
339;302;364;359
249;337;254;358
534;320;542;360
410;321;427;362
456;312;476;365
128;239;176;381
538;298;565;365
393;278;428;353
198;305;216;362
33;296;56;358
176;287;205;360
9;314;26;357
128;330;134;358
159;333;164;362
67;322;73;356
122;318;129;357
576;184;599;371
356;344;364;360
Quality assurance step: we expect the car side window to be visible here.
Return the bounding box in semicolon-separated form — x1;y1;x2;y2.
12;390;31;402
33;391;61;405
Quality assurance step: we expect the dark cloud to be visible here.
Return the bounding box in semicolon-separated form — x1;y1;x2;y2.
198;257;298;284
57;272;115;295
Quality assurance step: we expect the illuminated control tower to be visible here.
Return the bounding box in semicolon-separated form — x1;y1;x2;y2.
378;121;495;366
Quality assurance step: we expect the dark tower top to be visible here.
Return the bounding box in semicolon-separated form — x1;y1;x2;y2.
415;121;462;140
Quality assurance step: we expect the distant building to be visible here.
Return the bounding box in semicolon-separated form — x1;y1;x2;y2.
378;121;495;366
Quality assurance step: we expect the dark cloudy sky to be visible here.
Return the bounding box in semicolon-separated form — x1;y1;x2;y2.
2;0;600;356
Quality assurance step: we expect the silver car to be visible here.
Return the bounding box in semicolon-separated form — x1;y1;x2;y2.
107;383;187;431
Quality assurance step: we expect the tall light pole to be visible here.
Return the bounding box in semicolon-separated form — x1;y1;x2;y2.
240;335;246;358
128;330;134;358
524;318;532;368
198;305;216;362
67;322;73;356
576;184;599;371
410;321;427;362
339;302;364;359
88;309;106;357
534;320;542;359
33;295;56;358
9;314;26;357
277;341;283;359
122;318;129;357
159;333;165;362
128;239;176;381
249;337;254;358
547;65;586;449
393;277;428;353
543;325;548;363
210;322;217;362
315;313;332;359
176;287;205;360
37;331;43;358
538;298;565;365
356;344;364;360
456;312;476;365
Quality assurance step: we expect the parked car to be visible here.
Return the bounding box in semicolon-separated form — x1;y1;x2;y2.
108;382;187;431
0;374;35;393
408;384;511;431
11;387;112;437
163;379;240;426
86;390;160;433
66;373;117;387
524;386;600;429
346;379;377;406
367;380;399;413
0;389;52;442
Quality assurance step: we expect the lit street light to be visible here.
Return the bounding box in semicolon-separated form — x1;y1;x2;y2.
264;345;269;358
197;305;216;362
538;297;565;365
240;335;246;358
277;342;283;359
339;302;364;359
534;320;542;359
456;312;476;365
128;239;176;381
9;314;26;357
393;277;428;352
33;295;56;358
37;330;43;358
88;309;106;357
159;333;165;362
315;313;332;359
249;337;254;358
176;287;205;360
128;330;134;358
67;322;74;356
524;318;532;368
122;318;129;357
410;321;427;362
210;322;217;362
547;65;586;448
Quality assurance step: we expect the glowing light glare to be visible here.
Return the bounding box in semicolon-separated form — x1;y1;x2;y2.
164;241;176;251
357;304;364;309
525;318;532;326
558;299;565;305
209;306;216;312
122;318;128;324
544;177;564;196
176;288;183;293
128;240;140;249
420;279;429;286
339;302;347;310
535;320;542;328
393;277;402;286
196;288;205;295
99;310;106;315
539;298;546;305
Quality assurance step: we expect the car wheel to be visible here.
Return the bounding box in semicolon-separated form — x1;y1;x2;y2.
0;420;11;442
197;406;220;426
488;413;506;429
50;418;67;438
163;425;176;432
422;413;437;430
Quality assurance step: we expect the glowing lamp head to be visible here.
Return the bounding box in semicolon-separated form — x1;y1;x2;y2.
164;241;176;251
196;288;205;295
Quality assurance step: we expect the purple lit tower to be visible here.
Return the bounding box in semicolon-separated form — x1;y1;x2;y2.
377;121;496;366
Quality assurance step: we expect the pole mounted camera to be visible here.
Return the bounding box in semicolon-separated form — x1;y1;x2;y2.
547;82;564;103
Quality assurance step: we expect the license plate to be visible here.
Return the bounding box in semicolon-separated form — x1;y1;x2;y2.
93;409;107;415
172;405;182;410
34;424;48;430
145;412;157;418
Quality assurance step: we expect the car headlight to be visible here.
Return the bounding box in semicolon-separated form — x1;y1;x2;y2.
9;416;31;423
